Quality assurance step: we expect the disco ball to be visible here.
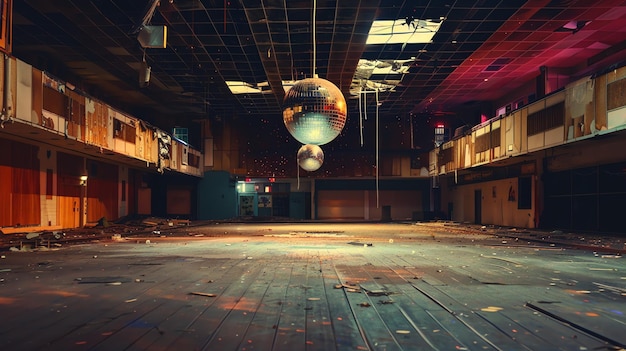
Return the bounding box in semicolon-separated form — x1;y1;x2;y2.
297;144;324;172
283;77;347;145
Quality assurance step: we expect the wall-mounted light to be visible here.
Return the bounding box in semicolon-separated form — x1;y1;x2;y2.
80;175;88;186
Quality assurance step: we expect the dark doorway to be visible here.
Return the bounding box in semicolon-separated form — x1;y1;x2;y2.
474;189;482;224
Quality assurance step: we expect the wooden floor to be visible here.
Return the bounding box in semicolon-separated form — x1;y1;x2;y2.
0;222;624;350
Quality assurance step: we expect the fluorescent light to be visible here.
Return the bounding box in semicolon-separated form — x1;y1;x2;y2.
226;81;265;94
282;80;298;93
227;80;302;94
366;19;442;45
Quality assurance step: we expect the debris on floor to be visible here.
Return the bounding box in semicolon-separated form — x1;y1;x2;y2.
334;282;361;293
75;277;133;284
347;241;373;247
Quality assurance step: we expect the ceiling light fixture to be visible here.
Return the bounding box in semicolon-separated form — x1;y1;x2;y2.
133;0;168;88
139;52;151;88
365;18;442;45
132;0;168;48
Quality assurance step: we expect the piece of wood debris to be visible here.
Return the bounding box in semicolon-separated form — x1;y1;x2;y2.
347;241;373;247
334;282;360;291
189;292;217;297
335;286;361;293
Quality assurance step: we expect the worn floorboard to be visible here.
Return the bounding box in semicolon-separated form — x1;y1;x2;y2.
0;223;624;351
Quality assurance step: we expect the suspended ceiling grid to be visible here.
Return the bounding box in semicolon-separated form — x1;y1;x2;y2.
9;0;626;132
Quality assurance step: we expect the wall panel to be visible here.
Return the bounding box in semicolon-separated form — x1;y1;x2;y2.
15;59;32;122
57;152;83;228
68;90;85;140
166;187;191;216
39;148;57;228
595;74;608;130
85;98;108;148
137;187;151;215
86;160;118;222
367;190;422;220
317;190;364;219
31;68;42;125
10;140;40;226
0;138;12;226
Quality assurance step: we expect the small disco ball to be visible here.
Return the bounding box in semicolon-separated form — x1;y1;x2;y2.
283;77;347;145
297;144;324;171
